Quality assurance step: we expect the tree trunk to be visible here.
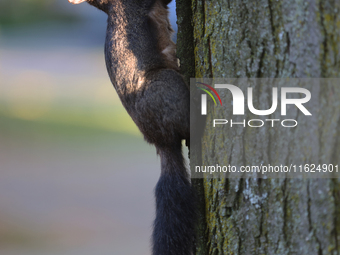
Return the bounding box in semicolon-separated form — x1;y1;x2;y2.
177;0;340;254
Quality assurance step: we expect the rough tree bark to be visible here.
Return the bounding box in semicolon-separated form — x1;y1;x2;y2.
177;0;340;254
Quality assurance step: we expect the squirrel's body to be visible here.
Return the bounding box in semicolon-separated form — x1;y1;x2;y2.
69;0;195;254
104;0;189;146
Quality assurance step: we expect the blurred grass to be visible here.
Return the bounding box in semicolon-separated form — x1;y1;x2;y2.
0;0;81;26
0;113;145;152
0;97;141;139
0;68;141;138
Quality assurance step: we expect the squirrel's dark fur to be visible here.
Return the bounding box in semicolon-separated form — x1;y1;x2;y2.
69;0;195;254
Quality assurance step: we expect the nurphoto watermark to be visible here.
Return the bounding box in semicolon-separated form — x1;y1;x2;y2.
190;78;340;178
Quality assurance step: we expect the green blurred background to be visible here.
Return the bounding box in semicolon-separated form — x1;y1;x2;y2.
0;1;178;254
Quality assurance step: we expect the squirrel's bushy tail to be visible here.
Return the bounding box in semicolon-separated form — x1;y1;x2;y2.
152;145;195;255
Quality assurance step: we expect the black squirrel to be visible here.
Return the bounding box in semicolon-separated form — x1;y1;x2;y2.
68;0;195;254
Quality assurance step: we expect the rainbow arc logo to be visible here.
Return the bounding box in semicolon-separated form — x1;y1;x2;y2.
196;82;222;115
